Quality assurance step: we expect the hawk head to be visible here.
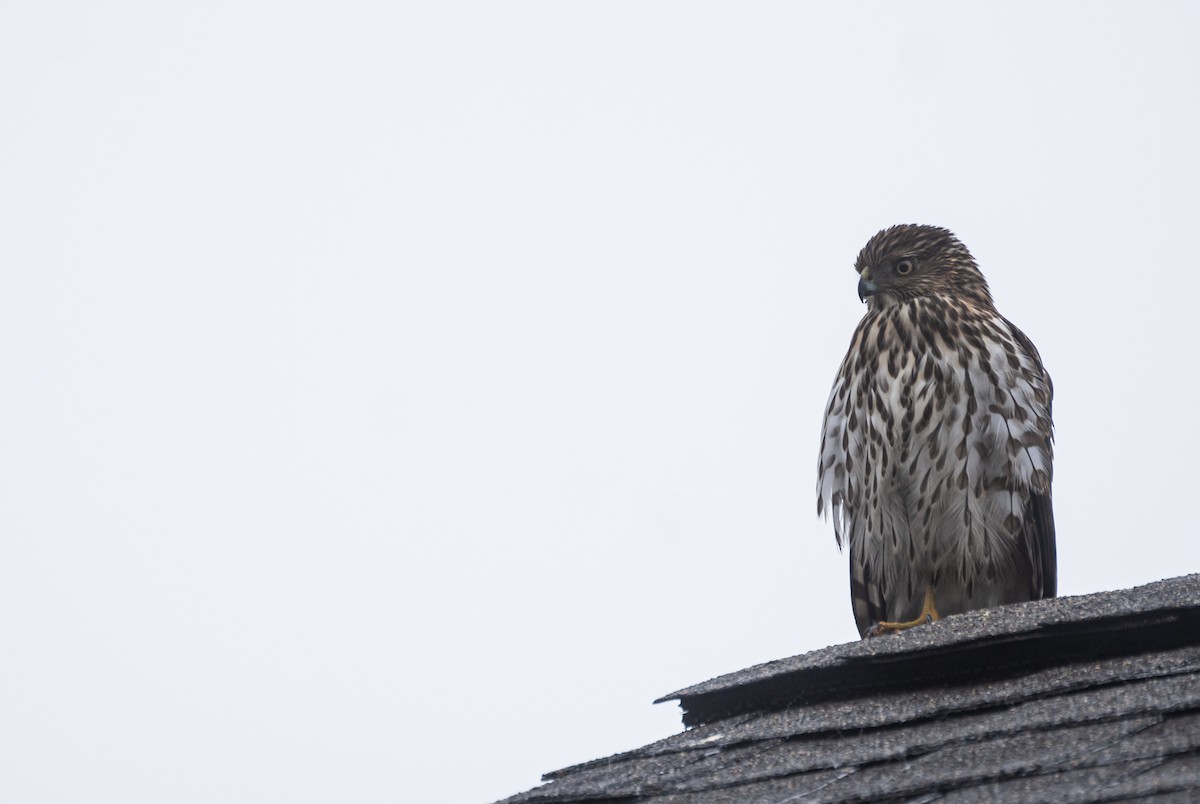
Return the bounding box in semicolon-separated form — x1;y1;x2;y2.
854;224;993;311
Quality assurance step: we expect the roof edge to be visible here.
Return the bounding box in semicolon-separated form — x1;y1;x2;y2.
657;575;1200;728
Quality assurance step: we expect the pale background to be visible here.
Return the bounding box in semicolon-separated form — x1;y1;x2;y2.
3;3;1198;803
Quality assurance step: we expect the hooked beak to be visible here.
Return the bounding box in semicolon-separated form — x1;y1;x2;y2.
857;274;878;303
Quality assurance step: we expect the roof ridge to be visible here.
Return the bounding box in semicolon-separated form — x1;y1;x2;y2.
502;577;1200;804
659;575;1200;727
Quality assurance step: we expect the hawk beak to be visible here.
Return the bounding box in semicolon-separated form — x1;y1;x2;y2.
857;275;878;303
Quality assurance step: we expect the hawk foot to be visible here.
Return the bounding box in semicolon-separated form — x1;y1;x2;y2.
865;586;940;638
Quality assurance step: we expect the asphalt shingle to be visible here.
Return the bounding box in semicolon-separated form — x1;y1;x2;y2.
499;575;1200;803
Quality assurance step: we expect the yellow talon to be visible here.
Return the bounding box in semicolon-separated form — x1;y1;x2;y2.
868;586;940;637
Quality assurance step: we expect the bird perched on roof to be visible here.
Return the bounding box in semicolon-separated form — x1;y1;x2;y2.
817;225;1056;638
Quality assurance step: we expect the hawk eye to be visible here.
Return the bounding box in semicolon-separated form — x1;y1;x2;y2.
895;258;915;276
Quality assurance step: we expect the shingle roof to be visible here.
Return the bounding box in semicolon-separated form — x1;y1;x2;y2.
499;575;1200;803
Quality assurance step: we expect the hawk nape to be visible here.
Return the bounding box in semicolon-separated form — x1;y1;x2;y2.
816;224;1056;638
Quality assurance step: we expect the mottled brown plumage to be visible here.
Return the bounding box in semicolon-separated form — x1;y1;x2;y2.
817;225;1056;638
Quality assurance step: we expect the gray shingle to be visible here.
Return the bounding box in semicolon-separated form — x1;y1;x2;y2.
661;575;1200;728
498;575;1200;804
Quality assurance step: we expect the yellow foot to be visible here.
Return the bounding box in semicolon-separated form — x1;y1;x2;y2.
866;586;940;637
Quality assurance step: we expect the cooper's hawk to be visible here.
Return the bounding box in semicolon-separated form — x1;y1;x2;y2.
817;225;1056;638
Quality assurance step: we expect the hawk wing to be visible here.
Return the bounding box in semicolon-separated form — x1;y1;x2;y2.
1024;488;1056;600
817;316;881;637
850;537;887;638
1007;319;1056;601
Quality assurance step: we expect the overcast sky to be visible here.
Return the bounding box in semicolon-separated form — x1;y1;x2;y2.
3;3;1199;803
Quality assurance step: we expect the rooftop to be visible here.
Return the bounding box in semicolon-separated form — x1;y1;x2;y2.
498;575;1200;803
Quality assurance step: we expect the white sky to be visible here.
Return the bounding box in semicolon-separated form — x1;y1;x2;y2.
3;3;1199;803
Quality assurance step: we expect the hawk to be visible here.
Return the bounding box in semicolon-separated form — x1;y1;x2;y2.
817;225;1056;638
